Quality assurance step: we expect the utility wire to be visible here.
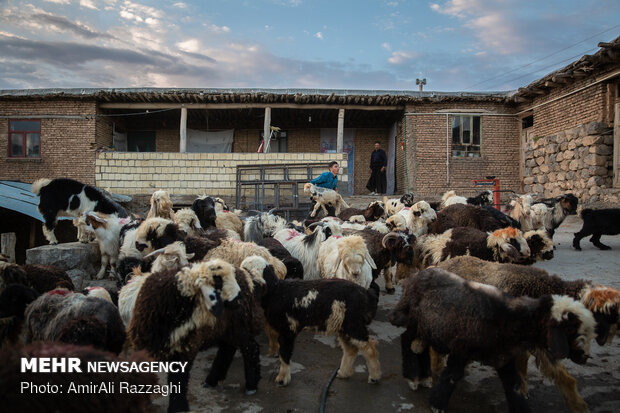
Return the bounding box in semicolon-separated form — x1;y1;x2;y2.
463;24;620;91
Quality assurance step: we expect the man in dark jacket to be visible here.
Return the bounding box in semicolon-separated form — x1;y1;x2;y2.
366;141;387;195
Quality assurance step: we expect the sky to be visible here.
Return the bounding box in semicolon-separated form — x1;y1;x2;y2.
0;0;619;92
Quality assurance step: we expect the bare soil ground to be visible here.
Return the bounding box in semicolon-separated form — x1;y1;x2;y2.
151;213;620;413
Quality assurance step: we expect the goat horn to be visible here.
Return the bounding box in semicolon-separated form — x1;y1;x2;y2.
144;247;166;259
268;208;278;214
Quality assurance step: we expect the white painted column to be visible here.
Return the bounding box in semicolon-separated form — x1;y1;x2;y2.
263;107;271;153
180;107;187;153
337;108;345;153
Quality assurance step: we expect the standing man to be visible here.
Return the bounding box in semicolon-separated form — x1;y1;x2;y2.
310;161;339;190
366;141;387;195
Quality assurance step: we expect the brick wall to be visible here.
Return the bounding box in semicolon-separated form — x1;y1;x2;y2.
404;102;520;201
96;152;348;196
0;100;97;185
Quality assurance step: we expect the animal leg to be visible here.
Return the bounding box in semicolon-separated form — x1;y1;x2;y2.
534;351;589;413
384;264;395;294
429;347;445;384
401;328;431;390
515;351;530;398
239;336;261;394
352;337;381;383
95;254;109;280
309;201;321;218
275;332;296;386
590;233;611;250
167;354;194;413
265;322;280;357
572;228;590;250
336;335;358;379
428;355;466;413
204;341;236;388
42;216;59;245
496;358;532;413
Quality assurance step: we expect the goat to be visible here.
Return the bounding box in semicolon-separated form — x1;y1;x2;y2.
304;183;349;218
243;212;288;243
146;189;175;220
173;208;203;237
389;267;596;413
32;178;128;245
257;237;304;279
573;208;620;250
416;226;530;268
438;255;620;413
337;201;385;222
258;259;381;386
192;195;217;230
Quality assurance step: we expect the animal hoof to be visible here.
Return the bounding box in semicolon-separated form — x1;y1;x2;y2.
368;378;379;384
50;241;59;245
386;288;396;294
245;389;257;396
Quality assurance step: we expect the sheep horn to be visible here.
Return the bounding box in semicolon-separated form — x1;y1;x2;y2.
382;232;401;249
268;208;278;215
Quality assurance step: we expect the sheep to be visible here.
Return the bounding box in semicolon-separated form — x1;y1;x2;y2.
192;195;217;229
204;238;288;280
32;178;128;245
437;256;620;413
213;196;229;212
274;221;340;280
73;215;95;243
0;284;38;345
258;258;381;386
406;201;437;236
118;242;194;328
428;203;515;234
389;267;596;413
515;193;578;238
440;190;467;208
0;261;74;294
386;211;408;232
129;259;262;412
416;226;530;269
83;212;136;280
115;220;146;280
146;189;175;220
384;193;416;217
573;208;620;250
257;237;304;279
173;207;203;237
509;194;535;230
133;217;186;254
243;212;288;243
24;288;126;354
216;209;244;238
467;189;494;206
337;200;385;222
440;190;494;209
1;342;158;413
318;235;376;289
344;228;416;293
517;229;554;264
304;182;349;218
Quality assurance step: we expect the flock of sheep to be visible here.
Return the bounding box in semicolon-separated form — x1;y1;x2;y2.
0;177;618;413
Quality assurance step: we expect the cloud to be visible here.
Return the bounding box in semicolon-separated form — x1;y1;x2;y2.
44;0;71;4
30;12;116;40
314;31;323;40
388;50;416;64
79;0;99;10
429;0;525;54
205;24;230;34
119;1;163;27
173;2;187;8
381;42;391;51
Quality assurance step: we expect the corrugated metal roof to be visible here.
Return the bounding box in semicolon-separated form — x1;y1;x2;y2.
0;181;51;222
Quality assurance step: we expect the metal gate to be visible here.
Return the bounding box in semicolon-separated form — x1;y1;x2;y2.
235;163;327;220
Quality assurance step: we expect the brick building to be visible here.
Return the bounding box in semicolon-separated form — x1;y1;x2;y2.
0;36;618;204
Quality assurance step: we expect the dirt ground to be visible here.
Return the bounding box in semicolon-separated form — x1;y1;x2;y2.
151;213;620;413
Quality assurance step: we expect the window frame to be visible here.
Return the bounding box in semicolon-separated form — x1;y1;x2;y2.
451;115;481;158
8;119;41;158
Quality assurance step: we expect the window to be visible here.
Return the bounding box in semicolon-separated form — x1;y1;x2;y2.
522;115;533;129
259;130;288;153
127;131;156;152
452;115;480;157
9;120;41;158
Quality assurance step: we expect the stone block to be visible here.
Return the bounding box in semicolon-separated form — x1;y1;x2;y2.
569;160;580;171
586;121;607;135
27;242;99;278
582;135;603;146
536;156;545;166
589;145;612;156
585;154;607;167
563;150;574;160
537;175;548;184
540;164;550;173
568;141;577;150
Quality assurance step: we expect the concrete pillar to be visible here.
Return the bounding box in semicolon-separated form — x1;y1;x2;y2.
180;107;187;153
263;107;271;153
337;108;345;153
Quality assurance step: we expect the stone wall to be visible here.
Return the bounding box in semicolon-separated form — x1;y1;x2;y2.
96;152;348;197
523;121;617;205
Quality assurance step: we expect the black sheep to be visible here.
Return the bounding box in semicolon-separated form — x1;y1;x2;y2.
257;237;304;279
429;203;515;234
573;208;620;250
192;195;217;229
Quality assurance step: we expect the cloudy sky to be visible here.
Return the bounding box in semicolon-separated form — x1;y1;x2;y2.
0;0;618;92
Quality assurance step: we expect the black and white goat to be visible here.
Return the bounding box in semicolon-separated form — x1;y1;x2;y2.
389;267;596;413
243;212;288;243
32;178;128;245
337;201;385;222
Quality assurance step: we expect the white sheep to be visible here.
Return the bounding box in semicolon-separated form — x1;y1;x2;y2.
304;183;349;218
